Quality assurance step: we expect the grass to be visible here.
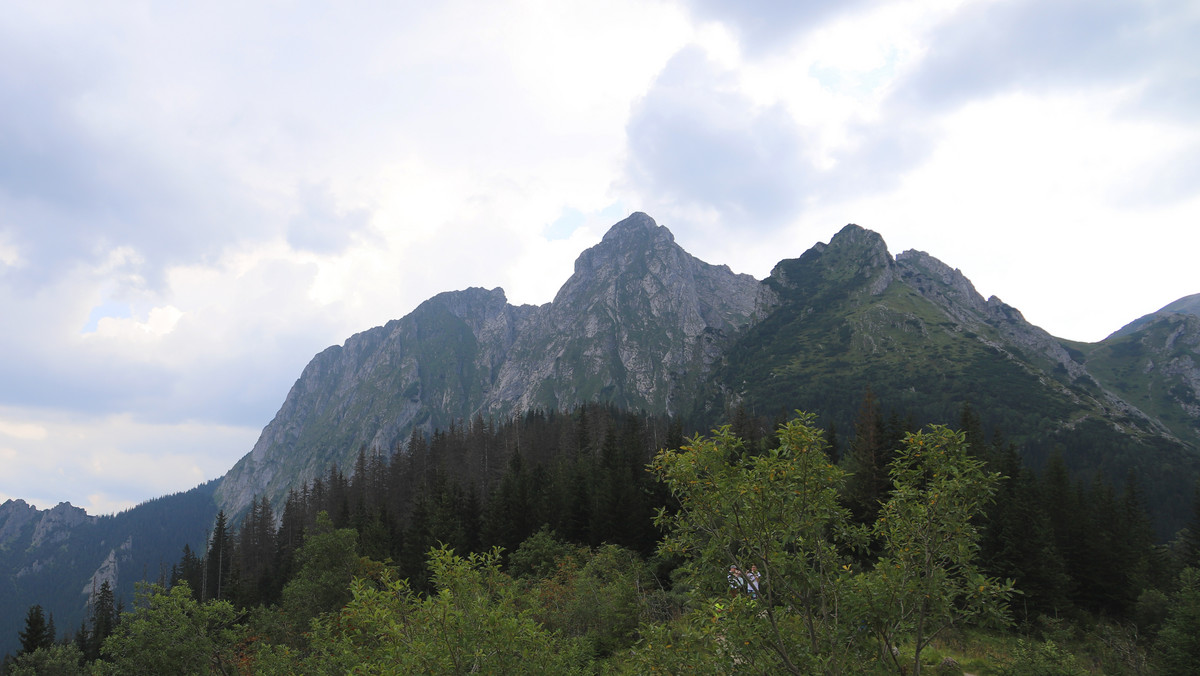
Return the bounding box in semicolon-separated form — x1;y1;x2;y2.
902;619;1156;676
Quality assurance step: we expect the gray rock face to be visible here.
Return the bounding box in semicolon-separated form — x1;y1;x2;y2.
0;499;38;547
217;285;538;517
31;502;94;549
0;500;96;550
487;212;764;416
1110;292;1200;338
215;213;764;518
213;213;1200;522
82;536;133;606
896;249;1088;378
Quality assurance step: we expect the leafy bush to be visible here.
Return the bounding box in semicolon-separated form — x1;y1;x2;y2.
997;639;1087;676
296;546;592;675
1155;567;1200;675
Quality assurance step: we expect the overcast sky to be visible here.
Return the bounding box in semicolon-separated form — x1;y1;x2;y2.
2;0;1196;515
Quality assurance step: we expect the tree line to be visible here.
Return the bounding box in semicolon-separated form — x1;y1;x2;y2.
5;396;1200;673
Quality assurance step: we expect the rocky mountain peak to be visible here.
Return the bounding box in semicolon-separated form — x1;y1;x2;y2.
1159;293;1200;318
423;286;511;316
1110;293;1200;339
549;212;760;329
600;211;670;245
767;223;895;297
492;212;764;417
827;223;891;266
31;502;93;549
895;249;989;318
565;212;679;287
0;499;38;548
215;212;765;518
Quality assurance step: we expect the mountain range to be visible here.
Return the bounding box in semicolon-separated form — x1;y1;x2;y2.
2;212;1198;656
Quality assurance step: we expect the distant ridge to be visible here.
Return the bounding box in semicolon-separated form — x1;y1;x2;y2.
214;213;1200;540
215;212;766;518
1109;292;1200;338
4;213;1199;660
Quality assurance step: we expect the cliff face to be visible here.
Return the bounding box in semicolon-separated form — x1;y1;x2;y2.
0;499;40;548
0;499;99;655
215;213;764;517
4;214;1199;658
216;286;537;517
214;213;1200;534
0;500;96;554
485;212;767;417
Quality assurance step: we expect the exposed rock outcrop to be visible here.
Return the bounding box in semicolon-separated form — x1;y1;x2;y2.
216;213;764;517
212;213;1199;533
31;502;93;548
82;536;133;607
0;499;39;548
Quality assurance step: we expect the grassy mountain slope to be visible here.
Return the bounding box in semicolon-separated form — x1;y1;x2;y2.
1068;312;1200;451
718;226;1070;435
713;225;1200;536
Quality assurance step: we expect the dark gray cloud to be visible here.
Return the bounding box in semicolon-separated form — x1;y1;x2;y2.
0;21;269;291
624;45;937;230
630;0;1199;234
897;0;1200;121
625;47;816;227
286;182;371;254
0;331;174;416
885;0;1200;208
682;0;880;55
820;116;936;203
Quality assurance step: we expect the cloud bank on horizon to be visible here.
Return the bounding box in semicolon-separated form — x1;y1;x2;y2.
1;0;1196;514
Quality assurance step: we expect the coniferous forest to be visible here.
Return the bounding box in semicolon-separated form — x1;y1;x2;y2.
5;399;1200;674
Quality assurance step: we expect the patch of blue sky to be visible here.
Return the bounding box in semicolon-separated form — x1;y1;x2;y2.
598;202;626;221
544;208;586;240
81;300;133;334
544;202;626;241
810;48;898;98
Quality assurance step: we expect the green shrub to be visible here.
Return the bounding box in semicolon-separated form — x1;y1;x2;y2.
997;639;1087;676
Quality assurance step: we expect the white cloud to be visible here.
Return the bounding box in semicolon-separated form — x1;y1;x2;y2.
0;0;1196;512
0;406;259;514
0;231;20;267
0;0;698;510
792;90;1200;341
0;419;47;441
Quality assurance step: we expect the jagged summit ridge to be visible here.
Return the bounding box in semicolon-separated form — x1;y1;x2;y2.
1110;292;1200;339
215;212;764;517
599;211;669;244
213;212;1200;531
7;215;1200;659
492;212;764;416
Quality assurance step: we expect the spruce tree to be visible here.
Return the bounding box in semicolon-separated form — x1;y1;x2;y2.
205;510;232;601
18;604;53;655
73;620;89;662
1180;479;1200;570
981;446;1070;622
843;387;890;526
86;580;118;661
1155;567;1200;676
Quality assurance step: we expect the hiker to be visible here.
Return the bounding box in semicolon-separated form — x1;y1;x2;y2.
728;565;745;594
745;564;761;599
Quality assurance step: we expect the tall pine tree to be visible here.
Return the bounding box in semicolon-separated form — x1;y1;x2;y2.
18;604;53;655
